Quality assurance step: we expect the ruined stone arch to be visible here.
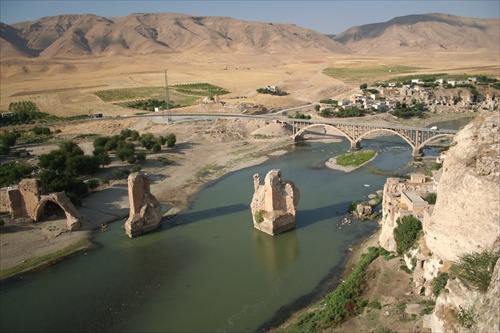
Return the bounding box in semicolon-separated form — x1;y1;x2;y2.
33;193;87;231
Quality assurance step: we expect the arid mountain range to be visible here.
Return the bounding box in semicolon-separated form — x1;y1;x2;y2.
1;12;498;59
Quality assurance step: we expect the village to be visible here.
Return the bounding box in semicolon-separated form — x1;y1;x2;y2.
317;76;498;118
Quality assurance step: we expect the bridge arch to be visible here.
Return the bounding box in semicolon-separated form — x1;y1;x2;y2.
355;128;416;151
293;124;418;152
418;133;455;152
292;123;355;143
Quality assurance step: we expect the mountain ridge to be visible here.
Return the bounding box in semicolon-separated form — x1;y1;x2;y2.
0;12;498;59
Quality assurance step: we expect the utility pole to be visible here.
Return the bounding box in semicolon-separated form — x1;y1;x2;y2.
164;69;172;123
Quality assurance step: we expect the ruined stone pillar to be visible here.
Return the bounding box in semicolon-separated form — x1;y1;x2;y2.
124;172;162;238
250;169;300;236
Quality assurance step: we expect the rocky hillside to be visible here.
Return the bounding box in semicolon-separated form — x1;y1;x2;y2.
0;13;347;59
423;112;499;332
425;112;499;262
333;13;500;54
2;12;498;59
378;111;499;332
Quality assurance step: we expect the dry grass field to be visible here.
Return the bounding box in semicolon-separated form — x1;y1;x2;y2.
2;50;498;119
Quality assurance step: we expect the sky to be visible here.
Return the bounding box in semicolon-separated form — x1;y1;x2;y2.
1;0;499;34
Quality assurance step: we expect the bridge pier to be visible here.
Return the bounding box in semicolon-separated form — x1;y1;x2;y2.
412;146;424;160
351;140;361;151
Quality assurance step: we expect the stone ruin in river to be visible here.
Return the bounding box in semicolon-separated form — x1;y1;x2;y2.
250;169;300;236
124;172;162;238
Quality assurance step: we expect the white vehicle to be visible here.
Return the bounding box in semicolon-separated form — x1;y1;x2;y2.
430;126;438;130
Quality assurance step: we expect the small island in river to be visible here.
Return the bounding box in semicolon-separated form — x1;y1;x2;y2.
325;149;377;172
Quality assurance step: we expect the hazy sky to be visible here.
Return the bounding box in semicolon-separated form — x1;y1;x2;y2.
1;0;499;34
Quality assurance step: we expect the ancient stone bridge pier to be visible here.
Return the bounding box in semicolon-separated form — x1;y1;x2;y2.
290;119;457;157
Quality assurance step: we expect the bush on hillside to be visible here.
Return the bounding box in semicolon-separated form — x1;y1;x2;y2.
393;215;422;255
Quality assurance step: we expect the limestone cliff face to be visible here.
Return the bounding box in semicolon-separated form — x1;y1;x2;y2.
124;172;162;238
250;169;300;236
426;258;500;332
420;112;500;332
425;113;500;262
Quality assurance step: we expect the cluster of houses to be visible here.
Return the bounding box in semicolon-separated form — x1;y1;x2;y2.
321;76;497;114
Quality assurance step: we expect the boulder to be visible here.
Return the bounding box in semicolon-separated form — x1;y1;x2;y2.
124;172;162;238
250;169;299;236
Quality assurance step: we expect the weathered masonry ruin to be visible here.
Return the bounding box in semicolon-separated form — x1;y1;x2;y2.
124;172;162;238
250;169;300;236
0;178;87;231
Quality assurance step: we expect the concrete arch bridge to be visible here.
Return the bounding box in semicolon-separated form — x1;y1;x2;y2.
290;119;458;157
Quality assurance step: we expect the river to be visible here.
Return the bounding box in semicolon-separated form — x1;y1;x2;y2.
0;119;469;332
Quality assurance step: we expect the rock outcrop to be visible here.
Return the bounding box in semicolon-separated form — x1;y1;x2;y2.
124;172;162;238
425;113;499;262
421;112;500;332
250;169;300;236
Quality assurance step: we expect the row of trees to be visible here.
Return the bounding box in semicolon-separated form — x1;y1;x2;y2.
1;128;177;204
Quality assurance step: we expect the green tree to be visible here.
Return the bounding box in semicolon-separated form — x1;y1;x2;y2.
66;155;100;176
38;150;68;173
115;142;135;161
165;133;177;148
0;161;34;186
136;151;146;162
152;143;161;153
360;83;368;90
393;215;422;255
59;140;84;158
0;131;19;155
140;133;157;150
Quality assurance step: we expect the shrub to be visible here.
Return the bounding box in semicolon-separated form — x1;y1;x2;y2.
367;301;382;309
86;178;100;190
423;192;437;204
254;210;264;223
451;249;500;292
293;247;380;331
430;162;442;170
393;215;422;255
454;305;475;329
32;126;51;135
111;170;126;180
165;133;176;148
433;272;449;297
132;165;142;172
348;201;358;213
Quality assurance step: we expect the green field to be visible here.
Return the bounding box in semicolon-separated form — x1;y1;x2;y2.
93;83;230;104
322;66;421;82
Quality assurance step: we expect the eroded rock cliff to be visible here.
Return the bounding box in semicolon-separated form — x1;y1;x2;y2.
425;113;499;262
250;169;300;236
377;112;499;332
